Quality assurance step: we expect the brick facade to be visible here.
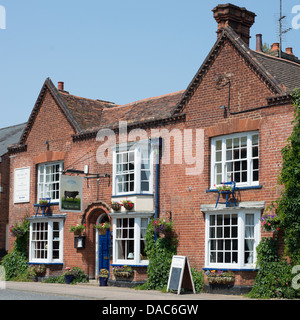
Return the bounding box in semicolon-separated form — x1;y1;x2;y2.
4;4;300;290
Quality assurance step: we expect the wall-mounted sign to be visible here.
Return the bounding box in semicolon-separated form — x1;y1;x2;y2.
59;175;83;212
14;167;30;203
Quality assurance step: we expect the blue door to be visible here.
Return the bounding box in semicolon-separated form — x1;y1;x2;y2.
99;230;110;272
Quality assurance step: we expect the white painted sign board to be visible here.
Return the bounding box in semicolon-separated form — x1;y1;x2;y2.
167;255;195;295
14;167;30;203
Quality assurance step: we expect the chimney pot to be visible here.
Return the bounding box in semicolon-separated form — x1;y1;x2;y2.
58;81;64;91
271;43;280;52
256;34;262;52
286;47;294;55
212;3;256;46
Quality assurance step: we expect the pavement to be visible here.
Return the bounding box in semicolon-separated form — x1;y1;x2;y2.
3;280;250;300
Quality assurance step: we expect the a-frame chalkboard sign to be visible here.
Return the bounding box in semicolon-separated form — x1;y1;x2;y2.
167;255;195;295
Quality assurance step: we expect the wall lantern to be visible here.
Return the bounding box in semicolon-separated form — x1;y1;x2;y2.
74;236;86;249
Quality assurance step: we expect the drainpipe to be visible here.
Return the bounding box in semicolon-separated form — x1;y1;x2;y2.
154;138;162;242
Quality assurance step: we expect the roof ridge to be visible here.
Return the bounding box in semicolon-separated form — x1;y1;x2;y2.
59;91;115;105
104;90;185;110
0;122;27;131
251;50;300;68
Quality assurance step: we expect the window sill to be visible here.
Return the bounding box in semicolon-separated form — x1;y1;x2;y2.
111;194;154;198
112;263;148;268
28;262;63;265
206;185;262;193
203;267;258;272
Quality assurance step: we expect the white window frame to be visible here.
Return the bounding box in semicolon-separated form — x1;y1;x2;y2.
204;210;261;269
112;142;153;196
112;216;150;266
210;131;259;188
37;161;63;203
29;219;64;264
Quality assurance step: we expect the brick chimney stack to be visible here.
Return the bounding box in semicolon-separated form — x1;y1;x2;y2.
256;34;262;52
58;81;64;91
212;3;256;46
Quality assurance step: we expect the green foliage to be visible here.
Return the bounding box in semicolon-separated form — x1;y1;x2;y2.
249;237;299;299
9;219;30;255
143;218;178;290
272;89;300;264
42;267;88;284
256;237;279;264
191;268;204;293
1;249;28;281
1;218;30;281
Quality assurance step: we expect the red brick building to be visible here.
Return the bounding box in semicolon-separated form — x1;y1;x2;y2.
6;4;300;292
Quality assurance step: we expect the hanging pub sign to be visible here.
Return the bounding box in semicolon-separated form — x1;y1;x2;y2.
59;175;83;212
167;255;195;295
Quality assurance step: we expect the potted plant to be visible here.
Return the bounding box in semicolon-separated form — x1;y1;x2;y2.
69;224;86;236
113;265;133;279
205;270;235;285
111;201;121;211
122;200;134;210
28;264;46;281
64;267;75;284
98;269;109;286
94;222;110;235
38;199;49;206
215;183;233;193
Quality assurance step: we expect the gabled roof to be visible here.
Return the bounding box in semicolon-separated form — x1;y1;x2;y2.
0;123;26;157
173;26;300;115
19;78;82;145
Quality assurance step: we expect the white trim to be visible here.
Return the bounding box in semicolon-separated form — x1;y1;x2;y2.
204;209;261;270
37;161;63;203
29;218;64;264
112;142;154;196
112;216;150;266
210;131;259;189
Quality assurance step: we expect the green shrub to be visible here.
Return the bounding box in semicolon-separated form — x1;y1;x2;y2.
143;218;178;290
191;268;204;293
1;249;28;281
248;237;299;299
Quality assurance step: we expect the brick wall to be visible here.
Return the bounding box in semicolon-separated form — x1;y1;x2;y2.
7;37;296;287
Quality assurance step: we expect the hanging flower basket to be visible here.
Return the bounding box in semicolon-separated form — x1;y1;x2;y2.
111;201;121;211
69;224;86;236
122;200;134;210
94;222;110;235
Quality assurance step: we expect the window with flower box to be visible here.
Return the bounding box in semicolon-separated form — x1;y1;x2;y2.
205;210;260;269
113;217;149;265
29;219;64;264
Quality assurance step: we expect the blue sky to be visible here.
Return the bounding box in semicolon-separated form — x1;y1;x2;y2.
0;0;300;128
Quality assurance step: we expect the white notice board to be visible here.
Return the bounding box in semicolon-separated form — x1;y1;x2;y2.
14;167;30;203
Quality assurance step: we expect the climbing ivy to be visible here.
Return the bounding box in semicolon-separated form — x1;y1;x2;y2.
273;89;300;264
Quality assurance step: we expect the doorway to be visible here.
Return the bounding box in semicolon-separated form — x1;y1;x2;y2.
95;213;110;278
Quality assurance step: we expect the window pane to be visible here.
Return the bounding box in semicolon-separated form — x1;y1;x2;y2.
208;213;239;265
213;133;259;187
